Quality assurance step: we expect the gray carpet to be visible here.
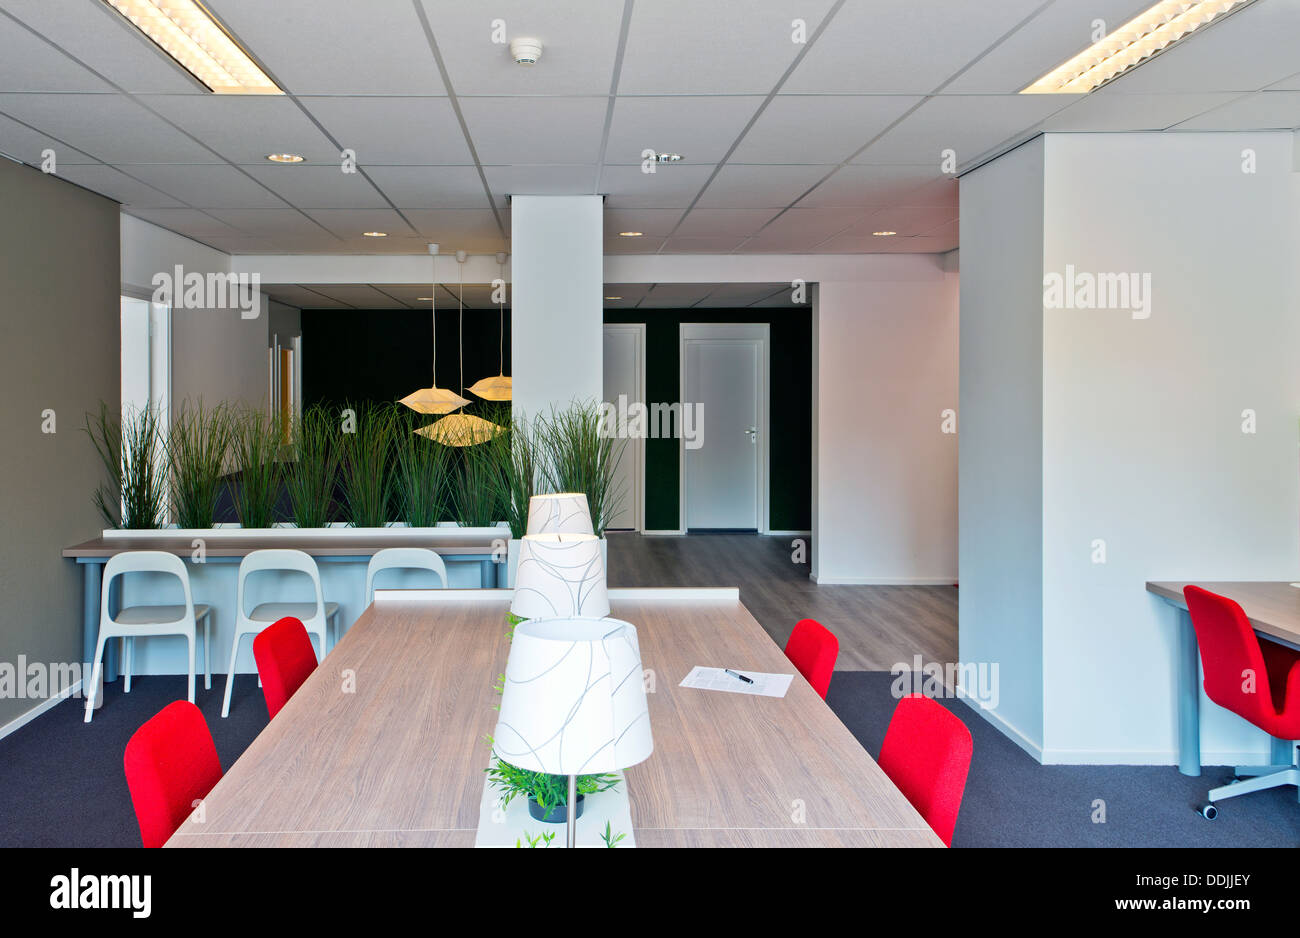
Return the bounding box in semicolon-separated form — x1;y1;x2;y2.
2;670;1297;847
826;671;1300;847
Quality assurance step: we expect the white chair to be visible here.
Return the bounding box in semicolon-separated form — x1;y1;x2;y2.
222;549;339;718
364;548;449;604
84;551;211;723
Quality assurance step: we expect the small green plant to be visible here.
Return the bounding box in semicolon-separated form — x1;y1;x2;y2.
168;401;232;529
485;757;619;815
339;403;397;528
228;407;284;528
538;400;626;537
600;821;626;848
393;410;451;527
85;402;167;529
283;403;341;528
516;830;555;848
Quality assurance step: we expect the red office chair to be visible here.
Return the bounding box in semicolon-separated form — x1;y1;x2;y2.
784;618;839;699
123;701;222;848
253;616;318;720
1183;586;1300;818
878;693;973;846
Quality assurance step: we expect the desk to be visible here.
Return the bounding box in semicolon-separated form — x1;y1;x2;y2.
1146;581;1300;776
63;533;504;682
167;588;940;848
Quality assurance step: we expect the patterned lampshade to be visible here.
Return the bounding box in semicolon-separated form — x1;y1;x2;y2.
510;533;609;619
525;493;593;536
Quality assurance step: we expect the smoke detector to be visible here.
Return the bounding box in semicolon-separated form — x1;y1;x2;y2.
509;37;543;65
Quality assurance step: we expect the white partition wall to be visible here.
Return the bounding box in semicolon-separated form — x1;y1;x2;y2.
960;130;1300;765
510;196;604;420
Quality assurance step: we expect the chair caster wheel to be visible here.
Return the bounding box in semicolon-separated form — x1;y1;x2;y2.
1199;803;1218;820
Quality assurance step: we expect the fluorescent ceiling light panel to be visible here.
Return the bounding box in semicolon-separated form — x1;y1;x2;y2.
1022;0;1255;94
103;0;282;94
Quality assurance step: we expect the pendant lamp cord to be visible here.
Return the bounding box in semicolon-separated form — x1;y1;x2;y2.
498;258;505;375
458;262;465;396
430;253;437;386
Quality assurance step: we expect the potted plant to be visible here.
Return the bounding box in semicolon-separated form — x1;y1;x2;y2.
394;408;451;528
538;400;627;567
167;401;232;530
485;754;619;823
485;409;537;587
283;403;340;528
451;434;502;528
85;401;167;530
228;406;284;528
338;402;396;528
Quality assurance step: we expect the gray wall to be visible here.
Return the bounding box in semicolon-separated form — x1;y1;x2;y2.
0;160;120;727
958;137;1045;753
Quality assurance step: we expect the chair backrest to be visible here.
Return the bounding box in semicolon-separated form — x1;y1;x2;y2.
123;701;222;848
878;694;973;847
236;549;324;620
784;618;839;699
253;616;318;719
364;547;449;603
1183;585;1280;724
102;551;194;624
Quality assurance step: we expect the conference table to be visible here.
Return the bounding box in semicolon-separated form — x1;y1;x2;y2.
167;587;940;848
1146;581;1300;777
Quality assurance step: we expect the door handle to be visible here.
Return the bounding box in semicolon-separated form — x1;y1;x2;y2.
745;426;757;442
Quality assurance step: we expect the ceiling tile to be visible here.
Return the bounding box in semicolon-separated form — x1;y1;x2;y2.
673;208;780;237
1042;92;1243;132
300;97;471;165
303;208;416;239
459;96;606;163
241;164;390;209
852;203;957;238
206;208;339;237
0;111;98;165
140;95;339;164
695;163;833;208
0;93;217;162
123;163;288;209
1170;91;1300;131
619;0;838;94
604;236;665;254
53;164;185;208
299;284;408;308
484;164;594;203
123;207;243;238
599;162;715;208
731;95;921;163
420;0;626;96
205;0;446;95
605;208;682;237
795;163;949;208
0;0;202;92
661;236;743;253
752;206;868;241
851;94;1068;165
638;282;715;307
785;0;1046;94
0;9;114;92
606;96;762;164
401;209;506;246
368;164;491;208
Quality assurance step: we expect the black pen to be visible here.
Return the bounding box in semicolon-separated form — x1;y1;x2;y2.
724;668;754;684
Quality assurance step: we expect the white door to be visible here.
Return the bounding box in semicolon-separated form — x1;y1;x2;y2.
602;324;644;531
682;324;768;532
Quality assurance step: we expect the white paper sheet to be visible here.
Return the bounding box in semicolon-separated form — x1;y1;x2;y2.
679;666;794;698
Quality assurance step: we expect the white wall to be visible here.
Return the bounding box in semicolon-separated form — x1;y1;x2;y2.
813;272;959;585
510;196;604;421
1040;131;1300;764
958;137;1046;754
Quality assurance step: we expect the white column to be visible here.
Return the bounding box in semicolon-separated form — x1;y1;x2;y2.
510;196;604;422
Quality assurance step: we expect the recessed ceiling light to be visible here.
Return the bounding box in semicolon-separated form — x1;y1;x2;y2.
362;231;387;238
872;231;897;237
1021;0;1256;94
103;0;283;95
618;231;643;237
604;295;623;300
416;296;434;301
265;153;304;163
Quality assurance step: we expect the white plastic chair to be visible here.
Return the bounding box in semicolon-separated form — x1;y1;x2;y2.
84;551;211;723
364;548;449;604
222;549;339;718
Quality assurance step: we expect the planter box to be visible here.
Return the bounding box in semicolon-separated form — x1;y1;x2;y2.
103;522;512;541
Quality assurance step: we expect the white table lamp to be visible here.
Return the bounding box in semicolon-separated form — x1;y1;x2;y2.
510;533;609;619
494;616;653;847
526;493;593;536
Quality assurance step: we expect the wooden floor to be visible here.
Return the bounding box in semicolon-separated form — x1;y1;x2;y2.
606;533;958;671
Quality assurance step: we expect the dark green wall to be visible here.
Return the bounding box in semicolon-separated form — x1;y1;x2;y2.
604;308;812;532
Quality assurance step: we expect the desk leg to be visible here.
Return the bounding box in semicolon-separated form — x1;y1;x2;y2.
480;559;494;589
1176;607;1201;777
81;562;100;672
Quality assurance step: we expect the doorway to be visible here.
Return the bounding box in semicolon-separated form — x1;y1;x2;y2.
680;323;769;533
602;323;645;532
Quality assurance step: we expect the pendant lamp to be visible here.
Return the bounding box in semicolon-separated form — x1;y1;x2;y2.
401;243;470;415
468;252;512;402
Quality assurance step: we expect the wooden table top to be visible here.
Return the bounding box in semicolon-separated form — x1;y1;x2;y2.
167;590;940;848
1146;581;1300;648
63;532;502;559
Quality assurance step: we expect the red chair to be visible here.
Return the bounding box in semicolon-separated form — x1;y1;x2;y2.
784;618;838;699
878;694;973;846
1183;586;1300;818
123;701;222;848
253;616;318;720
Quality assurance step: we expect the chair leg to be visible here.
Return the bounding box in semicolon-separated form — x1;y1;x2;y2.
123;637;133;694
202;612;211;691
1209;767;1300;803
186;633;196;704
221;630;243;718
83;634;109;723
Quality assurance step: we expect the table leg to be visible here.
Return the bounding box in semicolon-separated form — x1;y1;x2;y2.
480;558;494;589
1176;607;1201;777
81;562;100;671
